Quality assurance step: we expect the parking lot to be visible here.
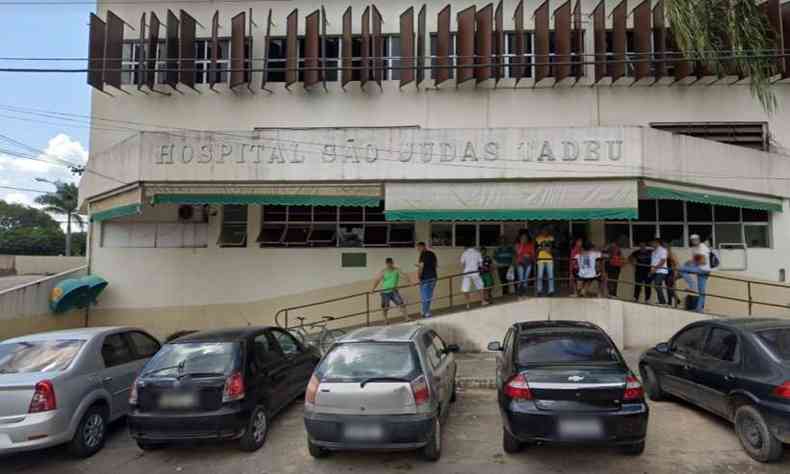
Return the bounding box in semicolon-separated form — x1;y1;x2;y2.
3;388;788;474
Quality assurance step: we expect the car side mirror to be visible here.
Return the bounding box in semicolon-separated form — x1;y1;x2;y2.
487;341;502;352
445;344;460;353
655;342;670;354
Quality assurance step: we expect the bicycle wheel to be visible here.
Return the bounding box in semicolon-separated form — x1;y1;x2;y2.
292;327;309;346
319;329;346;355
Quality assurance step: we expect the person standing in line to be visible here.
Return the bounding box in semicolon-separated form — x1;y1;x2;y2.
514;231;535;298
494;236;516;297
629;241;654;302
535;227;556;296
649;238;669;305
416;241;438;318
604;239;624;297
680;234;712;313
460;245;488;309
569;238;583;296
480;247;496;302
665;246;680;307
574;240;603;297
371;257;413;324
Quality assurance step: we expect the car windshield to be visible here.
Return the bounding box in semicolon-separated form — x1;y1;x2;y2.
142;342;238;378
757;328;790;361
517;332;619;366
316;342;419;382
0;340;85;374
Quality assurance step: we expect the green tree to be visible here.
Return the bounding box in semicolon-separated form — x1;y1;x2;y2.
0;201;66;255
34;181;83;256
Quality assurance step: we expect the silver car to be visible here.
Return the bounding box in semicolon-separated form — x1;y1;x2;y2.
0;327;160;457
304;325;459;461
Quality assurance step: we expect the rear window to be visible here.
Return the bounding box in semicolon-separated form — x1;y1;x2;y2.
316;342;420;382
0;340;85;374
517;332;619;366
142;342;239;378
757;329;790;361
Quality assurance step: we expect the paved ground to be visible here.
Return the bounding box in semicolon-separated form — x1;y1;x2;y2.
0;275;44;291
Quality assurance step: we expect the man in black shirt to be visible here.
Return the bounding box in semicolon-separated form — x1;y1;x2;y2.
629;241;654;302
417;242;438;318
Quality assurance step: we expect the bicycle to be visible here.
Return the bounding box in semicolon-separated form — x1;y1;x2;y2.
292;316;346;355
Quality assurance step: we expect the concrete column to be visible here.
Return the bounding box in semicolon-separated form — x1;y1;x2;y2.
590;220;606;247
415;221;431;245
247;205;261;248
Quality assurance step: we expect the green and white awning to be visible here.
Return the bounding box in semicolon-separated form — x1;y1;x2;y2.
642;181;783;212
146;184;382;207
89;187;143;222
384;180;639;221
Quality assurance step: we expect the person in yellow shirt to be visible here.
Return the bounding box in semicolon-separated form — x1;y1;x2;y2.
535;227;555;296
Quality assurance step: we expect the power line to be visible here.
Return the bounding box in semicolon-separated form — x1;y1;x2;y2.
0;184;50;193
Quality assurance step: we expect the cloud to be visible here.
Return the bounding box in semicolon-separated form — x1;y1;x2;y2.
3;192;37;207
0;134;87;177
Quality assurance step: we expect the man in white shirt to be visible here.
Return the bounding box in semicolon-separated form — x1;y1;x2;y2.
649;238;669;305
680;234;711;312
574;240;602;297
460;245;488;309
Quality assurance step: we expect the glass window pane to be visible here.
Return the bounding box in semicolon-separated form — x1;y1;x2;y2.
744;225;769;248
288;205;311;222
687;202;713;221
455;224;477;248
658;224;684;247
743;208;770;222
365;203;386;222
605;223;630;247
338;224;363;247
688;224;713;247
632;224;656;246
658;200;684;221
389;224;415;247
364;225;388;246
479;224;501;247
637;200;657;221
715;223;742;245
714;205;740;222
431;223;453;247
339;206;364;222
263;205;287;222
313;206;337;222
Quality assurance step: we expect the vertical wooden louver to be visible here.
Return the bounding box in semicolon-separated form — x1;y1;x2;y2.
165;10;179;90
372;6;384;88
633;0;651;80
179;10;197;89
554;1;571;81
230;11;246;89
286;9;298;88
87;14;106;91
342;7;352;87
261;8;273;90
513;0;525;84
137;13;146;90
304;9;320;88
611;0;627;81
592;1;606;82
494;1;504;84
400;7;415;87
534;0;550;82
104;11;124;90
652;0;666;79
321;6;328;89
457;6;476;84
209;11;219;88
417;4;427;87
146;12;160;90
476;3;493;83
572;0;583;80
436;5;451;85
783;2;790;78
361;6;371;87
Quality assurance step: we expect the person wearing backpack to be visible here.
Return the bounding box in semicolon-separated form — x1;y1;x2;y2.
680;234;717;312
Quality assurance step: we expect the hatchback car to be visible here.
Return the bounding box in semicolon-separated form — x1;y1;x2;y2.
128;326;319;451
303;325;459;461
489;321;648;455
0;327;160;457
640;318;790;462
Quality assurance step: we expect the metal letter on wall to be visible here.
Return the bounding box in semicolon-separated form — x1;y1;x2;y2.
592;1;606;82
417;4;427;87
457;6;475;84
572;0;583;80
400;7;415;87
342;7;352;87
494;0;504;84
210;11;219;89
361;6;371;88
104;10;125;90
165;10;180;90
554;1;571;81
611;0;627;81
513;0;525;84
137;13;146;90
476;3;494;83
304;9;320;88
146;12;160;90
373;6;384;88
652;0;666;79
436;5;451;86
88;14;106;90
230;11;246;89
286;9;298;88
180;10;197;89
633;0;651;80
534;0;550;82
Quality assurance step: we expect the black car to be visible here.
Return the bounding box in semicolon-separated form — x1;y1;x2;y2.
128;326;319;451
489;321;649;455
639;318;790;463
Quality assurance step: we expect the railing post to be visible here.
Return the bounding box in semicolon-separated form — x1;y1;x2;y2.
284;309;289;329
747;281;753;316
449;276;454;310
366;292;371;326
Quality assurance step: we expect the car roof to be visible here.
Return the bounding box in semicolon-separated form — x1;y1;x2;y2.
171;326;274;343
707;317;790;333
340;324;423;343
515;320;604;334
1;326;139;343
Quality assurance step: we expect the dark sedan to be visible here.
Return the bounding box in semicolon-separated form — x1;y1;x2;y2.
128;327;319;451
489;321;648;455
639;318;790;463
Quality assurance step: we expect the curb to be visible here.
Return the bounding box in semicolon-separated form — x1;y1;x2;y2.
457;377;497;390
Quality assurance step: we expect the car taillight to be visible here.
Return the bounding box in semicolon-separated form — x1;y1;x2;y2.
129;378;139;406
222;372;245;403
504;373;532;400
623;375;644;401
305;375;320;405
772;381;790;400
29;380;57;413
411;375;430;406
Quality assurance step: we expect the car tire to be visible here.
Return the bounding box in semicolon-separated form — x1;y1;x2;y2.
620;441;645;455
502;427;523;454
308;438;330;458
68;405;108;458
734;405;784;463
239;406;269;452
420;416;442;462
640;365;664;402
136;440;166;451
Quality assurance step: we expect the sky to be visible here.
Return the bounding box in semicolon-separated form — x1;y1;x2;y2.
0;4;94;212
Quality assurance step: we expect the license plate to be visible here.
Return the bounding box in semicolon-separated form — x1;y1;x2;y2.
558;418;603;439
343;423;384;441
159;392;197;409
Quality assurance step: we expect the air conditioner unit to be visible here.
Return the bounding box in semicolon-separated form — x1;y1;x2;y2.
177;205;208;223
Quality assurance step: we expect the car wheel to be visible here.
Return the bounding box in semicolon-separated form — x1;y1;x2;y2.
640;365;664;402
239;406;269;452
308;437;330;458
136;440;166;451
420;416;442;462
734;405;784;463
620;441;645;455
68;405;108;458
502;427;523;454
